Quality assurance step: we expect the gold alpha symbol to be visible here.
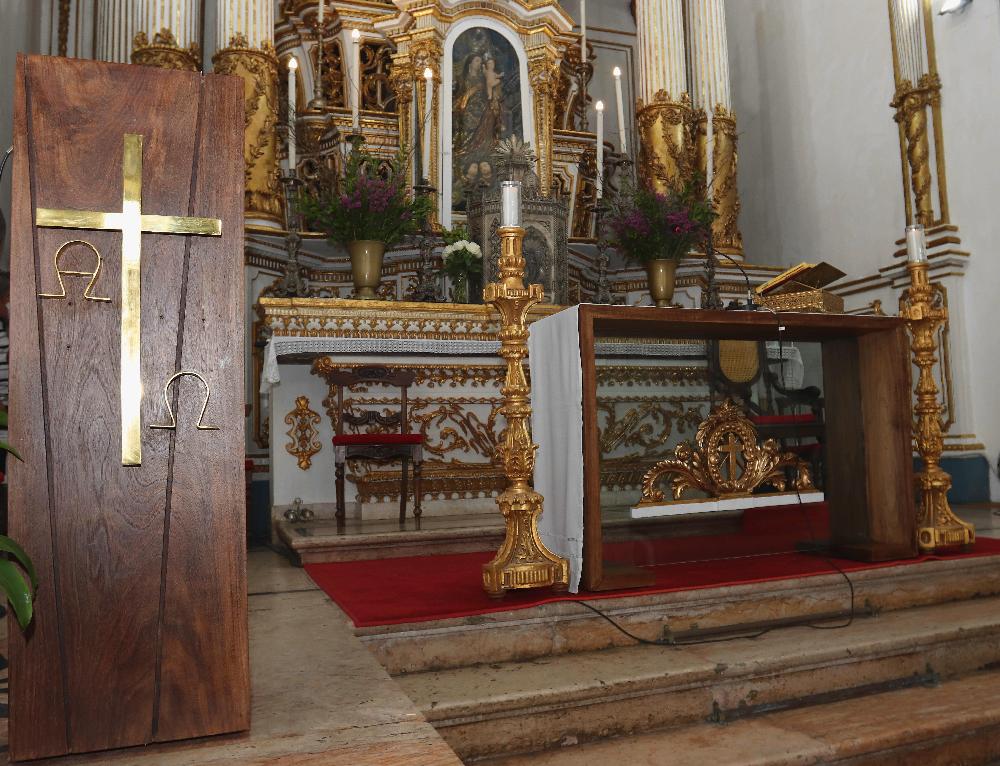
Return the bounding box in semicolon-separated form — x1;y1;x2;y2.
35;133;222;466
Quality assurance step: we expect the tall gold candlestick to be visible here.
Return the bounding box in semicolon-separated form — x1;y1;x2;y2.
901;256;975;551
482;222;569;598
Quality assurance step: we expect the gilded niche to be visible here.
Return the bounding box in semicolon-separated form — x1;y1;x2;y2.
451;27;523;212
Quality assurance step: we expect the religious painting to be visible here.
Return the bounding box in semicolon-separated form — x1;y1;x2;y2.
451;27;523;212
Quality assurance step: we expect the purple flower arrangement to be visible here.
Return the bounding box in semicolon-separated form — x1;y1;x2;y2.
605;179;715;264
299;147;432;249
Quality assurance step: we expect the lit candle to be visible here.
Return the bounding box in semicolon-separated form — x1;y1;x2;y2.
612;66;627;156
318;0;324;25
501;180;521;228
580;0;587;62
423;67;434;181
906;224;928;263
595;100;604;199
287;56;298;171
351;28;361;132
705;107;714;197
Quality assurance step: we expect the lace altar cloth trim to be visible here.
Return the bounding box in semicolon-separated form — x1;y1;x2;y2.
261;337;803;389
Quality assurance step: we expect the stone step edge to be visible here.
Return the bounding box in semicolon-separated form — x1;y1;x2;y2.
411;601;1000;724
476;668;1000;766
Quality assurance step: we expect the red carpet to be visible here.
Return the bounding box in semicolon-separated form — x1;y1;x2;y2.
305;505;1000;628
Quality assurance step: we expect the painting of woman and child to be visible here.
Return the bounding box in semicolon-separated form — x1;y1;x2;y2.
451;27;523;212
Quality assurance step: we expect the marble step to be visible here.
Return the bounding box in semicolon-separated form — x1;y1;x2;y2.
277;513;504;564
484;667;1000;765
361;551;1000;674
394;595;1000;761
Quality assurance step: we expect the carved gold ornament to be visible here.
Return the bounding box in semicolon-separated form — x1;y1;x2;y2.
638;399;814;504
131;29;201;72
284;396;322;470
900;260;974;551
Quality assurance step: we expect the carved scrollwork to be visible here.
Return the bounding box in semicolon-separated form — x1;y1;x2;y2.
639;399;814;504
284;396;322;470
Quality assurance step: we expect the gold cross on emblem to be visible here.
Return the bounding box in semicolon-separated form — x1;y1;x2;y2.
35;133;222;466
719;432;743;482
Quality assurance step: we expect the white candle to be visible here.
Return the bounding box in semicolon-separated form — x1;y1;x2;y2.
705;108;714;197
351;28;361;132
423;67;433;181
501;181;521;227
612;66;627;156
318;0;324;25
580;0;587;62
906;224;928;263
287;57;298;171
595;100;604;199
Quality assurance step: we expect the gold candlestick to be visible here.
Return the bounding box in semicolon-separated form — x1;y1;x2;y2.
901;257;975;551
482;224;569;597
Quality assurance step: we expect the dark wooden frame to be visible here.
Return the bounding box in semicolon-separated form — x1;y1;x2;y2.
579;305;916;592
326;365;424;524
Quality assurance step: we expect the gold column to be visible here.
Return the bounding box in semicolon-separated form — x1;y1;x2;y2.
709;106;742;255
482;225;569;597
213;35;283;226
891;75;939;228
901;256;975;551
389;56;415;183
528;49;560;197
411;36;444;206
636;91;693;194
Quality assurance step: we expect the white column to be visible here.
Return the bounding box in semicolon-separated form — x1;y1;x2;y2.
684;0;732;114
95;0;141;62
137;0;200;49
889;0;929;84
635;0;687;103
217;0;274;49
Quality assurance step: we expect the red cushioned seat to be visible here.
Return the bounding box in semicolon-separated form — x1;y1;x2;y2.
751;413;817;425
332;433;424;446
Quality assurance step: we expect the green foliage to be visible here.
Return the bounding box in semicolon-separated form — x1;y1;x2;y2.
298;147;433;248
605;177;716;264
0;425;35;630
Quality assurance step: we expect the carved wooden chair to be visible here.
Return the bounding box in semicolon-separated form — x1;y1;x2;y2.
326;365;424;525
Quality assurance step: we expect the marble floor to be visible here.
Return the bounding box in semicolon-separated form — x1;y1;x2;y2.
0;549;462;766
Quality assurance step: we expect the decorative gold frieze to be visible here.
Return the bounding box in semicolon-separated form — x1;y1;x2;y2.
285;395;322;470
213;35;282;223
132;29;201;72
528;49;561;197
638;399;814;504
900;259;974;551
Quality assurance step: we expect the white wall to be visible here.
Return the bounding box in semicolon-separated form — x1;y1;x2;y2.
932;0;1000;496
726;0;904;272
0;1;43;267
725;0;1000;497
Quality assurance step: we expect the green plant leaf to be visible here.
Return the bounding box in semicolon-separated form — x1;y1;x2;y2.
0;558;34;629
0;410;7;427
0;535;37;592
0;441;23;461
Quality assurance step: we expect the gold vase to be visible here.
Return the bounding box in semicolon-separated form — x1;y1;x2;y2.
347;240;386;300
646;259;678;308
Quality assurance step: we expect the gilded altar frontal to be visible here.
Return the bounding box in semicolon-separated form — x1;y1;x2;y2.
2;0;999;762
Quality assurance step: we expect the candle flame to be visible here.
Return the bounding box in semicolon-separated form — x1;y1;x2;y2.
613;66;621;77
288;56;298;70
424;67;434;80
596;100;604;111
351;28;361;40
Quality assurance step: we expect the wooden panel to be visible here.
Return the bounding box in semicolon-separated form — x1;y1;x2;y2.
858;326;916;554
579;309;602;591
8;55;247;760
821;337;869;547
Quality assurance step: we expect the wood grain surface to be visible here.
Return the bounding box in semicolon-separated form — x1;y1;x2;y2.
8;54;248;760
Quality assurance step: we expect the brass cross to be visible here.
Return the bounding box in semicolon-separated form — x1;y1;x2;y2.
36;133;222;466
719;432;743;482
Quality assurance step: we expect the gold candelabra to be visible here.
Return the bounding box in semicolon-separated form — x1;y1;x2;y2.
482;221;569;598
900;246;974;552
